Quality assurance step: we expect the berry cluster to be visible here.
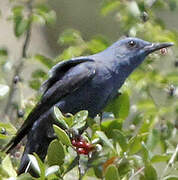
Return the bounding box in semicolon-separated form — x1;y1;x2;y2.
71;137;94;155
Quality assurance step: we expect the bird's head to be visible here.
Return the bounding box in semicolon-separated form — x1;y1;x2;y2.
112;37;173;69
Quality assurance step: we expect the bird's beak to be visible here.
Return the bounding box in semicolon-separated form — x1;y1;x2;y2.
144;42;174;54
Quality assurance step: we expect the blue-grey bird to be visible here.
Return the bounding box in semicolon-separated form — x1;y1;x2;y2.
3;37;173;175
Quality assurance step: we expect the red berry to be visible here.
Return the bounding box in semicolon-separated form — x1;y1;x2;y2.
77;148;86;154
15;152;21;158
78;136;84;142
77;148;89;155
83;150;89;155
76;141;86;148
85;143;90;147
86;143;93;147
71;139;77;146
160;48;168;55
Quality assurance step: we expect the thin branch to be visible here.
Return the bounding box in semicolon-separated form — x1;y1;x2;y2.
78;155;83;180
129;167;145;180
147;86;159;109
4;0;33;117
161;144;178;179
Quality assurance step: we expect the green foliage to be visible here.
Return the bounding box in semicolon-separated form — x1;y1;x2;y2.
0;0;178;179
34;54;54;69
57;30;110;60
32;5;56;25
1;155;17;177
53;125;71;146
47;140;65;166
144;164;158;180
101;1;120;16
105;91;130;120
105;164;120;180
11;5;31;37
96;130;114;151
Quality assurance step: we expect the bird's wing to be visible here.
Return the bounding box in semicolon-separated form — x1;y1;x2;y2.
3;57;96;153
40;57;94;94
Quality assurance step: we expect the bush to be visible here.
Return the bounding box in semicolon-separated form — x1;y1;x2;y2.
0;0;178;179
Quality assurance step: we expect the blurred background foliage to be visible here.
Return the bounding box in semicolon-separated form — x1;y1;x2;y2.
0;0;178;179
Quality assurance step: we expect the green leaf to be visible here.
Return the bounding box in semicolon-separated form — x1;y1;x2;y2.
105;164;120;180
146;129;160;151
53;125;71;146
144;164;157;180
87;36;109;54
164;176;178;180
59;46;84;60
151;154;170;163
101;1;120;16
137;99;156;112
2;155;17;177
0;48;8;56
127;1;140;17
34;153;45;179
47;139;65;166
139;117;155;134
28;154;41;176
101;119;122;138
34;54;53;68
29;79;41;90
141;141;151;162
12;6;30;37
15;19;30;37
96;131;114;150
63;156;79;175
12;5;23;17
169;0;178;11
17;173;33;180
105;92;130;120
31;69;47;79
58;29;82;45
0;134;7;139
113;129;128;152
45;165;59;177
72;110;88;129
0;122;16;135
128;135;142;155
53;106;69;129
34;5;56;25
31;14;46;25
94;165;103;179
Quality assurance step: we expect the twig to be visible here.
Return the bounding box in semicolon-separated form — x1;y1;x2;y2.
77;155;83;180
147;86;159;108
4;0;33;117
129;167;145;180
161;144;178;179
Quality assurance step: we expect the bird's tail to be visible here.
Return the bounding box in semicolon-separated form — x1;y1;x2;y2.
2;101;46;153
18;114;55;176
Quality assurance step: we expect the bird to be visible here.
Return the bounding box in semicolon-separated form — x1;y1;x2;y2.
3;37;173;176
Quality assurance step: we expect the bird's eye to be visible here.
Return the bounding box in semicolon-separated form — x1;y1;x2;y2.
128;40;136;48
